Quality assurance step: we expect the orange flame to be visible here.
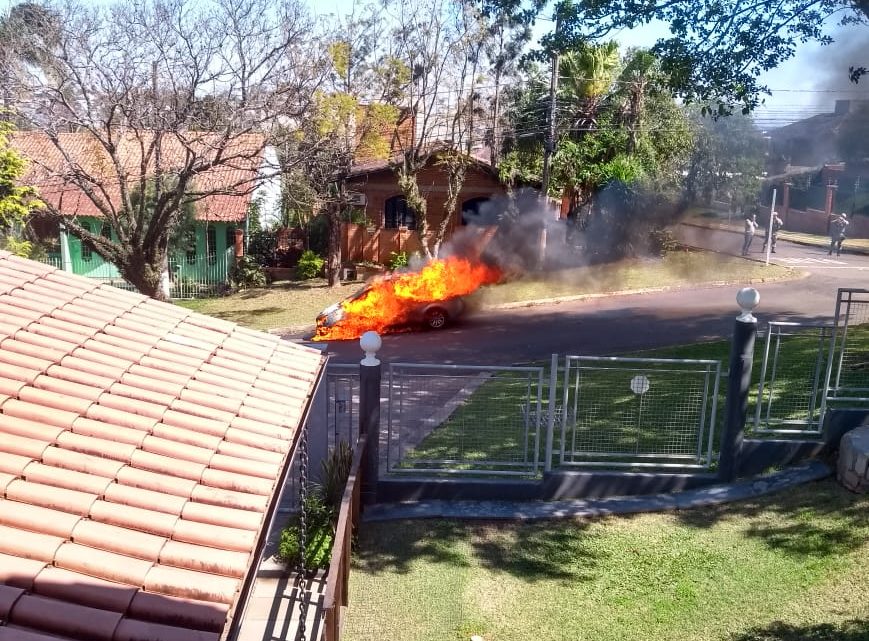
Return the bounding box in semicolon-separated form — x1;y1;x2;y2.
313;256;502;341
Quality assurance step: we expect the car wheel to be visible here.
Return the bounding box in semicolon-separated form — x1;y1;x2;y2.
425;307;448;330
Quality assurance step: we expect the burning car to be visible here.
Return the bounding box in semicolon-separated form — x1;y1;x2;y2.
313;256;501;342
317;286;466;332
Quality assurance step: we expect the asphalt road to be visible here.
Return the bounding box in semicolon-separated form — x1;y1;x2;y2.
289;225;868;365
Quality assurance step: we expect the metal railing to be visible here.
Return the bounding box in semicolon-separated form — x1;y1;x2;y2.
325;364;360;451
322;435;367;641
558;356;721;469
387;362;545;476
824;288;869;408
753;322;832;435
37;248;233;299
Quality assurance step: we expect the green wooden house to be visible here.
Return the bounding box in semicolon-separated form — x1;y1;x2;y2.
14;131;281;298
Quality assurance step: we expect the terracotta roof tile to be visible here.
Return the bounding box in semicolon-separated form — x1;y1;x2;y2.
181;500;262;532
56;431;139;463
86;404;159;432
22;461;114;495
10;592;125;640
142;435;212;464
0;584;25;620
144;564;239;604
42;447;127;478
0;524;65;562
103;481;188;516
33;566;138;613
200;467;273;495
0;255;325;640
159;539;249;578
114;466;197;498
172;519;256;553
113;617;220;641
71;519;167;562
88;500;179;538
127;591;228;632
0;554;46;590
6;479;99;515
151;423;221;450
189;484;267;512
0;628;67;641
72;417;149;447
48;363;117;390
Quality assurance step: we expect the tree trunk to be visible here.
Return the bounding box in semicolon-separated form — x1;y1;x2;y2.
326;203;342;287
396;169;431;259
120;248;167;301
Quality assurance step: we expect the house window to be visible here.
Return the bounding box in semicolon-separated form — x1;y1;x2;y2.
184;226;197;264
206;227;217;265
461;197;492;225
80;222;93;261
101;223;112;240
225;226;236;253
384;196;416;230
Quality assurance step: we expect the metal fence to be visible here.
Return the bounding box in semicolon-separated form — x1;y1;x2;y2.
36;248;233;299
387;363;545;476
558;356;721;469
825;288;869;408
753;322;833;435
325;364;360;451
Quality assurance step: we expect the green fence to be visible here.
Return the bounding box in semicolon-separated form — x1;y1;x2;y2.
38;247;232;299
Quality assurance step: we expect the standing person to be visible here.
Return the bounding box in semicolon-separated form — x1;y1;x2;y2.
828;212;849;256
742;214;758;256
762;211;783;253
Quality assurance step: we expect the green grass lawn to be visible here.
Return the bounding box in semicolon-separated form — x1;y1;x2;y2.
343;480;869;641
176;251;795;332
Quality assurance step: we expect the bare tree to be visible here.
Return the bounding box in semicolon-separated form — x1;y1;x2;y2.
386;0;490;259
2;0;327;299
285;5;410;285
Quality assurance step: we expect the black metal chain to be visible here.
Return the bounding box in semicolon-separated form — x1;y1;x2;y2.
296;419;310;641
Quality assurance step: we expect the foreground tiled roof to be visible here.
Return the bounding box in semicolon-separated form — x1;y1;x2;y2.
0;252;325;641
12;131;265;222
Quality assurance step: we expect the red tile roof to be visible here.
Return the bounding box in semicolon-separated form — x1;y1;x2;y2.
12;131;266;223
0;251;326;641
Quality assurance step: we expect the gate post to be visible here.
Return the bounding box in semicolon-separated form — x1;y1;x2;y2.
719;287;760;482
359;331;382;506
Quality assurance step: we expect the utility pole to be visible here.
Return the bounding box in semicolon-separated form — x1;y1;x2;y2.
540;13;560;199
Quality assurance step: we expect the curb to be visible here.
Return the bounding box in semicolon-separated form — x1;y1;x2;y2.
361;460;832;523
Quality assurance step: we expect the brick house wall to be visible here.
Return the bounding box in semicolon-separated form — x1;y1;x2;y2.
344;161;506;262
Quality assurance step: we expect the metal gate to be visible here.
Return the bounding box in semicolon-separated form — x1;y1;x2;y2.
325;363;360;450
558;356;721;469
387;363;545;476
754;322;833;434
824;288;869;408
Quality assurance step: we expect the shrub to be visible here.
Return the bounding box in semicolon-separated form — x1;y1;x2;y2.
297;249;324;279
277;442;355;571
278;493;334;570
315;440;354;512
387;251;409;271
228;255;267;289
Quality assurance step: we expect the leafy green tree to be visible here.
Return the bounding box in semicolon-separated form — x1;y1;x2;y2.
685;110;766;210
0;119;39;256
491;0;868;113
